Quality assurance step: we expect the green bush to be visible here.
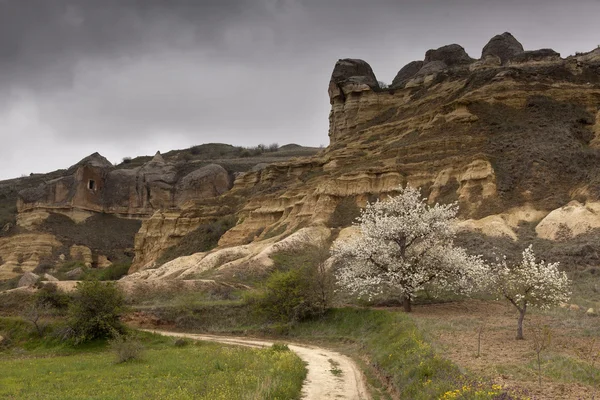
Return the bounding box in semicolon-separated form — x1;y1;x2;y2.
67;280;126;343
82;263;131;281
35;283;71;312
251;246;334;323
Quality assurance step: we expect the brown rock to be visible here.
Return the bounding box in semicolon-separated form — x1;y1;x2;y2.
424;44;473;66
329;58;379;91
69;245;93;268
391;61;424;88
481;32;524;64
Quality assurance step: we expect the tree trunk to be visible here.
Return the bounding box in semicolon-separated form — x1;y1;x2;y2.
516;305;527;340
402;296;412;312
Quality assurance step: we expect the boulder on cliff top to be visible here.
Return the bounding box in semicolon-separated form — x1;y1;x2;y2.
330;58;379;89
414;61;448;78
18;272;39;288
175;164;230;205
391;61;424;88
481;32;524;64
424;44;473;66
73;152;113;169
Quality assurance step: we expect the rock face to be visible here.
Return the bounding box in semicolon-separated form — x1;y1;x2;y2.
4;33;600;281
329;58;379;90
18;272;39;288
0;233;62;279
424;44;473;66
18;153;231;219
481;32;524;64
391;61;424;88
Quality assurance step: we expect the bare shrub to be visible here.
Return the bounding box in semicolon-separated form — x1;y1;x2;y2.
109;334;144;363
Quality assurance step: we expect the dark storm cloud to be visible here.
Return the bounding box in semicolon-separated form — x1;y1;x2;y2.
0;0;599;179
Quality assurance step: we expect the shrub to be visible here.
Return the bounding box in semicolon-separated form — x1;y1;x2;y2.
109;334;144;363
67;280;126;343
35;283;71;311
251;246;334;323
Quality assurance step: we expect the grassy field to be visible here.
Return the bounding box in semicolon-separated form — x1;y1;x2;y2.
0;319;306;400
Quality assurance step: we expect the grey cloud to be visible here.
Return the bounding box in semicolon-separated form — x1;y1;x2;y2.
1;0;600;179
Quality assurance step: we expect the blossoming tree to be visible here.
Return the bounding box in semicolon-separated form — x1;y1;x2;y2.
333;185;487;312
492;245;570;340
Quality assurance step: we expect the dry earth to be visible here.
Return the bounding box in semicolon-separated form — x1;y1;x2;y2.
411;300;598;400
142;329;370;400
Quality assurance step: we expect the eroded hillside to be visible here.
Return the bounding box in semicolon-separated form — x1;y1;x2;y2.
2;32;600;284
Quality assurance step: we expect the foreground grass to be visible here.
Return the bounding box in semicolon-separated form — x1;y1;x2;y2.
0;319;305;400
148;303;517;399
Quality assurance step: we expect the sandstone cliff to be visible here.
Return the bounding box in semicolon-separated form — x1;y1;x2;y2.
3;33;600;284
128;33;600;279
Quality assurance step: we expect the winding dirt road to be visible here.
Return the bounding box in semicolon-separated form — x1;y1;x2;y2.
142;330;370;400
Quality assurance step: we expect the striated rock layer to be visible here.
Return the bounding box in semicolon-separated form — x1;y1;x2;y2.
125;33;600;275
4;33;600;280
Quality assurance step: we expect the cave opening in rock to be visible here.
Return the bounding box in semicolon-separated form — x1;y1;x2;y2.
88;179;96;190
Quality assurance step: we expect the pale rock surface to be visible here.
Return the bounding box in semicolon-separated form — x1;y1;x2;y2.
457;215;517;241
0;233;62;279
18;272;40;287
97;255;113;269
126;226;331;281
587;308;596;316
43;273;59;282
69;245;93;268
535;201;600;240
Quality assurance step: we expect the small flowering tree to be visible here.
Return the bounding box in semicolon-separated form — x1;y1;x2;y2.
492;245;570;340
333;185;487;312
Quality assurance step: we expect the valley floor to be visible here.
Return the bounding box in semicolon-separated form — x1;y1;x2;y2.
412;299;599;399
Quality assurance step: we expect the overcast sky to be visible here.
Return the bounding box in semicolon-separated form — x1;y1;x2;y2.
0;0;599;180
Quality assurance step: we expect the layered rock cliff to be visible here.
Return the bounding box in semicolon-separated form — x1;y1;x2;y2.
131;33;600;278
3;32;600;284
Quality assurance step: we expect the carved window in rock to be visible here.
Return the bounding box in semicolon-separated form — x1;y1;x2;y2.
88;179;96;191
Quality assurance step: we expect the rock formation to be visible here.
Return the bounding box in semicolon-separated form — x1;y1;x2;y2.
481;32;524;64
3;33;600;282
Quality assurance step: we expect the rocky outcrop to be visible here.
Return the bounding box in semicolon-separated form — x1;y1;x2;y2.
391;61;424;88
481;32;524;64
17;153;231;221
424;44;473;66
329;58;379;91
535;201;600;240
509;49;561;64
0;233;62;279
17;272;39;288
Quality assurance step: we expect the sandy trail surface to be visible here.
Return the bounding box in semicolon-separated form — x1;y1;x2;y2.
142;329;370;400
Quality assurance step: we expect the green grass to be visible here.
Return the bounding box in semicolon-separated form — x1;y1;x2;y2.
497;352;600;388
0;317;306;400
284;308;467;399
0;342;305;400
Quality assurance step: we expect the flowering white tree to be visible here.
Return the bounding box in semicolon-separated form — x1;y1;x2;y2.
492;245;570;340
333;185;487;312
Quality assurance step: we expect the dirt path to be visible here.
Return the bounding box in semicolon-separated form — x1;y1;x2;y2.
142;329;370;400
